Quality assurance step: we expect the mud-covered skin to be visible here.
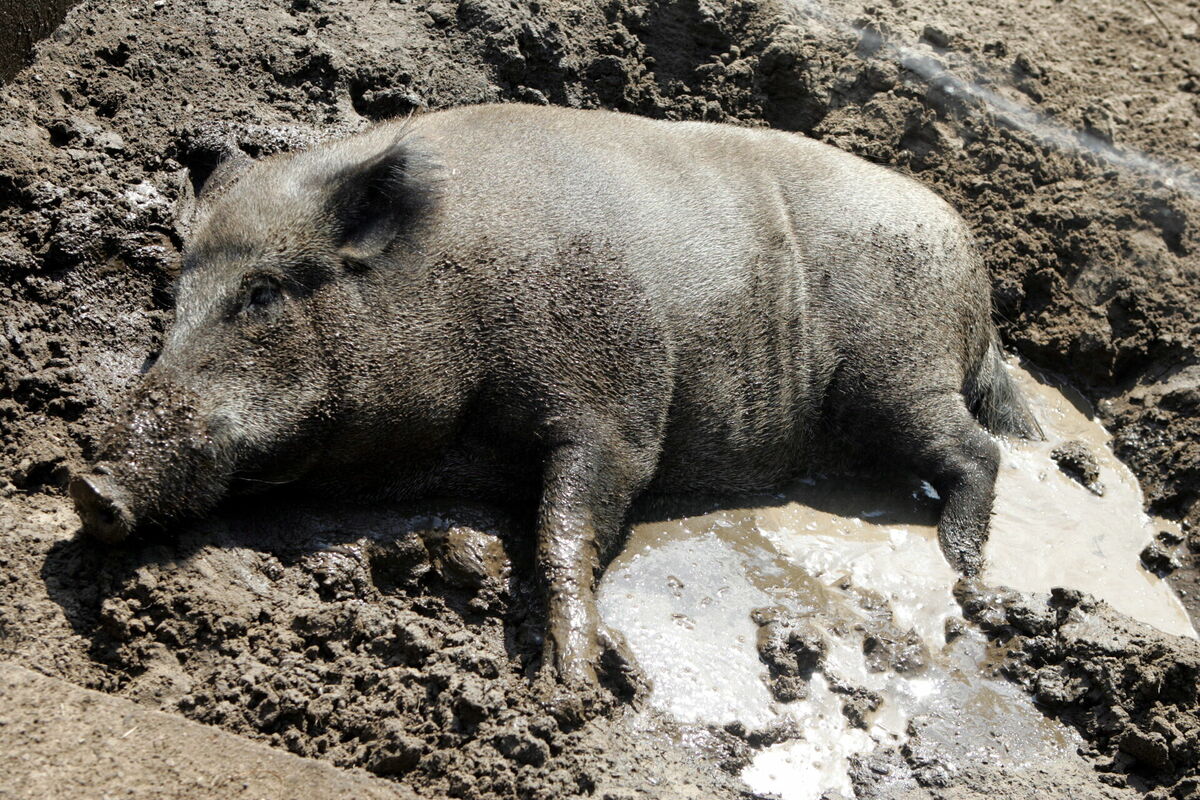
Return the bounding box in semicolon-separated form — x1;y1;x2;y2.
72;104;1038;687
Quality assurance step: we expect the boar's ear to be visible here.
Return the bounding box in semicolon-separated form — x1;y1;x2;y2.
197;150;255;204
175;150;255;236
331;136;429;264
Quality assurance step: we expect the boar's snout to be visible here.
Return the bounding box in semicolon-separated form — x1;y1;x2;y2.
69;375;252;544
70;470;136;544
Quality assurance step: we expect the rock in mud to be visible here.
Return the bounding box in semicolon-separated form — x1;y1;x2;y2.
1141;539;1182;577
1051;440;1105;496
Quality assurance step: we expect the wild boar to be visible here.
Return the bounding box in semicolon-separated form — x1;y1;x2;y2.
71;103;1041;688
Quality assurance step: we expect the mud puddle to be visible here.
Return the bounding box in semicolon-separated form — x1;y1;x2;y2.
598;362;1192;799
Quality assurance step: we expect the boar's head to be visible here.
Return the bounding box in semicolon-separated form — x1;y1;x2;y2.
71;129;442;543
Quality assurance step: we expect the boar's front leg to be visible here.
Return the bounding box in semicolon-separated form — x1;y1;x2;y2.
537;440;642;690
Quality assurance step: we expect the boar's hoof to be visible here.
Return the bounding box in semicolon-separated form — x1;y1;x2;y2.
598;623;650;702
547;618;648;708
70;474;135;544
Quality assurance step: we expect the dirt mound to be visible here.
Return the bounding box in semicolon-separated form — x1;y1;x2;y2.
958;582;1200;798
1;0;1198;797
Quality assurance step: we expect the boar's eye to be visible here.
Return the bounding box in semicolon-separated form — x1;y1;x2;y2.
240;275;282;316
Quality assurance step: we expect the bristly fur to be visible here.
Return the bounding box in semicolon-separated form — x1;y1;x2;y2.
965;337;1044;441
76;103;1046;685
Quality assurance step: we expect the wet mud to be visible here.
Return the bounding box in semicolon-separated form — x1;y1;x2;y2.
600;363;1191;798
8;499;746;799
959;585;1200;800
1;0;1199;797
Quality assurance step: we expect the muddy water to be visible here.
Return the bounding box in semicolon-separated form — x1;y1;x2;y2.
597;363;1193;799
988;368;1190;637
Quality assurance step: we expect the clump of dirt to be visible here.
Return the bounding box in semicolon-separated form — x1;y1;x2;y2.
754;606;829;703
839;579;931;676
1052;440;1105;496
28;499;740;799
958;581;1200;798
751;586;921;730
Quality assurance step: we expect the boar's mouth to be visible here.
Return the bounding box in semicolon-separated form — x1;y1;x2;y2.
69;362;334;544
69;377;238;544
69;471;136;544
70;450;233;544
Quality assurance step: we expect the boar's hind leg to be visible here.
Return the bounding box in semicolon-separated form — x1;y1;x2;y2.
902;395;1001;576
537;442;645;691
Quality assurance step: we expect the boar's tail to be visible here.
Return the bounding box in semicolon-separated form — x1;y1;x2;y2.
965;337;1045;440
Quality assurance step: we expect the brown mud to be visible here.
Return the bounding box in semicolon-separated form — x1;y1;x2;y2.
957;584;1200;800
0;0;1198;798
0;661;419;800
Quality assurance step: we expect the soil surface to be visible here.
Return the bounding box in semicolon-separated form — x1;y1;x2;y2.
0;0;78;82
0;661;417;800
1;0;1198;797
957;583;1200;800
